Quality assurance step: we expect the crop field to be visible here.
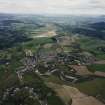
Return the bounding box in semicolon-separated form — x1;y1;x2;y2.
87;64;105;72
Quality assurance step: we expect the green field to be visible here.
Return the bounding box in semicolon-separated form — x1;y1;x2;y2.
74;78;105;101
87;64;105;72
47;95;65;105
78;35;105;60
23;37;54;52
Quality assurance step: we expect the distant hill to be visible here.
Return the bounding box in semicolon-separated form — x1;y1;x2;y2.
71;22;105;39
90;22;105;30
0;13;105;49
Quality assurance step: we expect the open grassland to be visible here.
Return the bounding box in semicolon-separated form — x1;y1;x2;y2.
74;78;105;103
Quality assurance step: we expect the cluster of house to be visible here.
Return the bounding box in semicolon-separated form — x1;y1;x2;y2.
15;33;96;84
15;48;96;83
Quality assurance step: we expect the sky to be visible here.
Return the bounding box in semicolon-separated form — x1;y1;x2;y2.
0;0;105;15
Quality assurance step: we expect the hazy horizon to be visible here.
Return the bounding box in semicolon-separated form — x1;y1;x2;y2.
0;0;105;15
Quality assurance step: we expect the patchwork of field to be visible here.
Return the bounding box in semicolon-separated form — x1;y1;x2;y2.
1;15;105;105
78;36;105;60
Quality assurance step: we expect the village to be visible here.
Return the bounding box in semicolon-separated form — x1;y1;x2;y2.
14;35;105;85
1;35;105;105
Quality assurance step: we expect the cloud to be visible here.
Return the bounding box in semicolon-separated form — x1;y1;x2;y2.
0;0;105;15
